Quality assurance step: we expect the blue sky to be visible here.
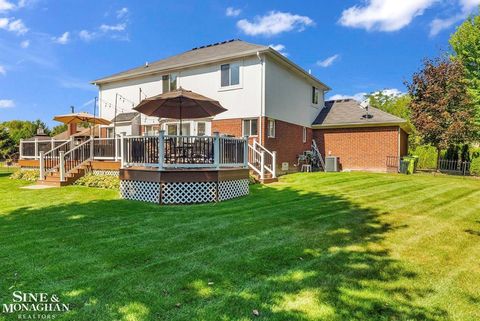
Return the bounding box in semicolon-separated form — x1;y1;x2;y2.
0;0;479;127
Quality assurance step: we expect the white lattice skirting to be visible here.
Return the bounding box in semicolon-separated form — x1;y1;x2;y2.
92;169;119;176
218;179;250;201
120;179;249;204
120;180;160;203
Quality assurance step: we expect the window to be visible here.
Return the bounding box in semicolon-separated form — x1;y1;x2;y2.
166;124;177;135
197;122;206;136
162;74;178;92
220;63;240;87
302;127;307;143
144;125;158;136
243;119;258;136
106;128;114;138
312;87;319;105
267;119;275;138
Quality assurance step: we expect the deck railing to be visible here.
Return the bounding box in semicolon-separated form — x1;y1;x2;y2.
94;137;120;160
20;138;69;159
122;132;248;169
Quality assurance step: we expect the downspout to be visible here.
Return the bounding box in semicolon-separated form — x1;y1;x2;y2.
257;51;265;145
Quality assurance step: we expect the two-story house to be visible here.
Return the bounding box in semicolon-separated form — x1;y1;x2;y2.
92;39;409;172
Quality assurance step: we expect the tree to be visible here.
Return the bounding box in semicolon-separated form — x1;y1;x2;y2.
367;91;418;148
51;124;68;137
450;11;480;132
0;126;16;160
1;120;49;144
405;57;477;168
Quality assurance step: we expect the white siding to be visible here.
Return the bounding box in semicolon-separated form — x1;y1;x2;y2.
264;56;325;128
97;56;262;127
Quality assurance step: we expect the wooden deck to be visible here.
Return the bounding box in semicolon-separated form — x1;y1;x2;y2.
120;167;249;183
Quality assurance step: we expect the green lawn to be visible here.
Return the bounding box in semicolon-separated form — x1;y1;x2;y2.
0;172;479;321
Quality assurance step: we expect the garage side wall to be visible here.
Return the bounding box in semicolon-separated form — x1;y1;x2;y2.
313;126;400;172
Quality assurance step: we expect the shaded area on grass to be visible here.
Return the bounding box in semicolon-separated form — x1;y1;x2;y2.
0;181;448;321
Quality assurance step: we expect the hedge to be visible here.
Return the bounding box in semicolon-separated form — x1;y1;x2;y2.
471;157;480;176
74;174;120;189
411;145;438;169
9;169;40;182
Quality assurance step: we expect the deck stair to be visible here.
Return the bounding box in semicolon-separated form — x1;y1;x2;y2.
248;140;278;184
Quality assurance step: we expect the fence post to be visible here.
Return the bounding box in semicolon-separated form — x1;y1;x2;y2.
39;151;45;180
90;136;94;160
243;136;249;168
213;132;220;169
272;151;277;178
158;130;165;170
50;138;54;151
70;137;74;150
120;133;125;169
59;151;65;182
34;138;39;160
260;151;265;180
19;139;23;159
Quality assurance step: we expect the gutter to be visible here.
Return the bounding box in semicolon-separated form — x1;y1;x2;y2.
312;121;412;133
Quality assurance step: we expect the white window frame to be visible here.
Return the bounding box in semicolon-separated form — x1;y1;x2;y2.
242;118;258;137
162;73;178;93
267;119;275;138
302;127;307;143
197;122;206;136
219;62;242;91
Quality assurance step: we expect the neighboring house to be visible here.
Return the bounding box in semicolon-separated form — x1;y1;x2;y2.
92;39;409;172
104;112;141;137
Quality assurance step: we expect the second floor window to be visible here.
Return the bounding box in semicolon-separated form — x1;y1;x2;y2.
243;119;258;136
221;63;240;87
162;74;177;92
312;87;319;105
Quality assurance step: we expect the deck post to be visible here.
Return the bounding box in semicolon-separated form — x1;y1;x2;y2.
90;136;94;160
39;151;45;180
272;151;277;178
34;138;39;160
158;130;165;170
243;136;249;168
59;151;65;182
120;133;125;168
213;132;220;169
260;151;265;180
50;138;54;150
19;139;23;159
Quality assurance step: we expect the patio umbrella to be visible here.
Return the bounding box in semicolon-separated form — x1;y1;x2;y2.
133;87;227;134
53;112;111;126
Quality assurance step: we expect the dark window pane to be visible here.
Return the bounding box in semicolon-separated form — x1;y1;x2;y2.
221;64;230;87
243;120;250;136
162;75;170;93
170;74;177;90
251;119;258;136
197;122;206;136
231;64;240;85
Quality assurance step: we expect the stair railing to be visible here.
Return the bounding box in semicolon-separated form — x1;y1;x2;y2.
60;138;94;181
253;140;276;178
248;144;263;179
39;139;73;180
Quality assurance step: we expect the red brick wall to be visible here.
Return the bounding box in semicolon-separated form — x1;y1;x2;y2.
212;118;244;137
313;126;400;172
262;118;312;169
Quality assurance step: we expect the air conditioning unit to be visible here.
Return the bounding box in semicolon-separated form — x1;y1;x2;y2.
325;156;339;172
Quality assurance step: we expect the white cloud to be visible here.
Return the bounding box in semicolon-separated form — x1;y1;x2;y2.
79;29;95;41
116;7;128;19
0;99;14;108
226;7;241;17
339;0;437;32
53;31;70;44
0;0;14;11
429;0;480;36
237;11;314;36
0;17;28;35
269;44;288;56
317;54;340;68
20;39;29;48
99;23;126;32
0;65;5;75
329;92;368;102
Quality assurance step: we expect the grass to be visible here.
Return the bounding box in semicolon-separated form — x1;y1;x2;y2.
0;172;479;321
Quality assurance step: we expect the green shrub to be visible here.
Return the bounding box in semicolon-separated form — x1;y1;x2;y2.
9;169;40;181
470;147;480;160
411;145;438;169
470;158;480;176
74;174;120;189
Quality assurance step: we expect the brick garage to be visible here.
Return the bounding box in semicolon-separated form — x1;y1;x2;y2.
313;126;408;172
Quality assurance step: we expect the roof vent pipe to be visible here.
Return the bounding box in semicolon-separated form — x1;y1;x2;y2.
308;69;312;75
145;62;149;68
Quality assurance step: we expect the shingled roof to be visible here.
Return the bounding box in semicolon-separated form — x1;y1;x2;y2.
312;99;408;129
112;112;139;123
91;39;330;90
